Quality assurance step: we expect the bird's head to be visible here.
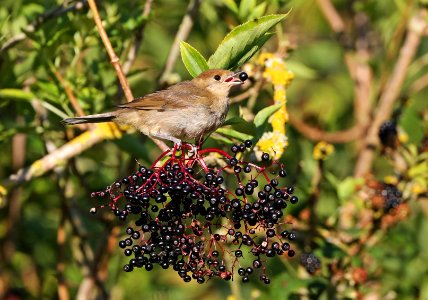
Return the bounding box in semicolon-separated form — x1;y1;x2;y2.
192;69;248;98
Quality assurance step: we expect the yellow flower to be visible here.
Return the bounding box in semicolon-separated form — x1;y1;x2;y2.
411;181;427;196
0;185;7;206
255;131;288;160
313;141;334;160
383;176;398;185
274;87;286;103
398;129;409;144
270;107;288;134
258;52;275;65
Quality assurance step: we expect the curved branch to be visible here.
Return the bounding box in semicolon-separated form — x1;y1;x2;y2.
158;0;201;85
354;13;427;177
316;0;345;33
288;114;364;143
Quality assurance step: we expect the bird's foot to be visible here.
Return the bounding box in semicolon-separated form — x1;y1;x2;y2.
180;143;199;157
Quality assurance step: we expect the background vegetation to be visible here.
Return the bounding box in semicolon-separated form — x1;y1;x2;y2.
1;0;427;299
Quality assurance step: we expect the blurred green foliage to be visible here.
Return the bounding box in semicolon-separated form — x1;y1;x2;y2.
1;0;428;299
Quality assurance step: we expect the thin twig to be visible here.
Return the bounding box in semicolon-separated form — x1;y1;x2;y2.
288;114;364;143
87;0;134;101
295;1;372;145
0;0;88;53
88;0;169;151
122;0;154;75
316;0;345;33
158;0;201;85
52;68;86;118
354;12;427;177
57;199;70;300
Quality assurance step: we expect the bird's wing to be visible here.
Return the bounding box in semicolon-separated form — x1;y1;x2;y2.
117;82;212;111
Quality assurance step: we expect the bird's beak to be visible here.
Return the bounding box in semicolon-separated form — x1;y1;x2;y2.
224;71;244;85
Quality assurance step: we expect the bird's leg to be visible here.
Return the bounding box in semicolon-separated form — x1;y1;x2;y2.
151;133;182;149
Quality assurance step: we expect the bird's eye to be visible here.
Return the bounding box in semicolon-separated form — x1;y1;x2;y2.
214;75;221;81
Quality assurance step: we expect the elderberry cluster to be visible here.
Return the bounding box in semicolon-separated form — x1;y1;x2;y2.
380;183;402;210
91;140;298;284
300;253;321;274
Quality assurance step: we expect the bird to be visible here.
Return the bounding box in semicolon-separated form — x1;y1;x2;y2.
63;69;248;146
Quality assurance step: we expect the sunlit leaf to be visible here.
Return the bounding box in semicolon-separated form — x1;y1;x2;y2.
208;14;288;70
221;0;238;14
0;89;34;100
215;127;253;141
253;103;282;128
180;41;209;77
238;0;256;21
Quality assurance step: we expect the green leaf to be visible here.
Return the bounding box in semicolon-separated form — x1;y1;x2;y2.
233;33;273;69
0;89;34;100
238;0;256;21
209;133;235;145
222;116;254;127
253;103;282;128
248;2;267;20
180;41;209;77
221;0;239;14
208;14;288;70
215;127;253;141
337;177;364;201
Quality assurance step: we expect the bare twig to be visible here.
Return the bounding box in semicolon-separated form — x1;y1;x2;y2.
87;0;134;101
288;114;364;143
293;1;372;145
158;0;201;85
122;0;154;75
52;68;86;118
230;79;264;104
0;0;88;53
88;0;169;151
316;0;345;33
57;202;70;300
410;71;428;94
354;13;427;177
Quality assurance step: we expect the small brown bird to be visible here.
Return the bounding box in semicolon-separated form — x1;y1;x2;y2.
63;69;248;146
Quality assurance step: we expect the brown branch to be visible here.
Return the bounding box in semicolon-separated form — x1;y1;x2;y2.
87;0;134;102
410;71;428;94
158;0;201;85
354;12;427;177
0;0;88;53
88;0;169;151
57;201;70;300
52;68;86;118
294;1;372;145
316;0;345;33
288;114;364;143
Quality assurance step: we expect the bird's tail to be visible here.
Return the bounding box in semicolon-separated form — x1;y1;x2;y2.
62;112;116;125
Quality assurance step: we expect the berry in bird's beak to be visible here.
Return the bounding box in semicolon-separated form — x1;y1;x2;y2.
225;71;248;85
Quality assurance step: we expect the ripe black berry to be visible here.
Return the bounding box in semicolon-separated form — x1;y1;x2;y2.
239;72;249;82
91;141;298;284
261;153;270;161
378;120;398;148
290;196;298;204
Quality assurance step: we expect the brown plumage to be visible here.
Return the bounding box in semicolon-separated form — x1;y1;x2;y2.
63;69;246;145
